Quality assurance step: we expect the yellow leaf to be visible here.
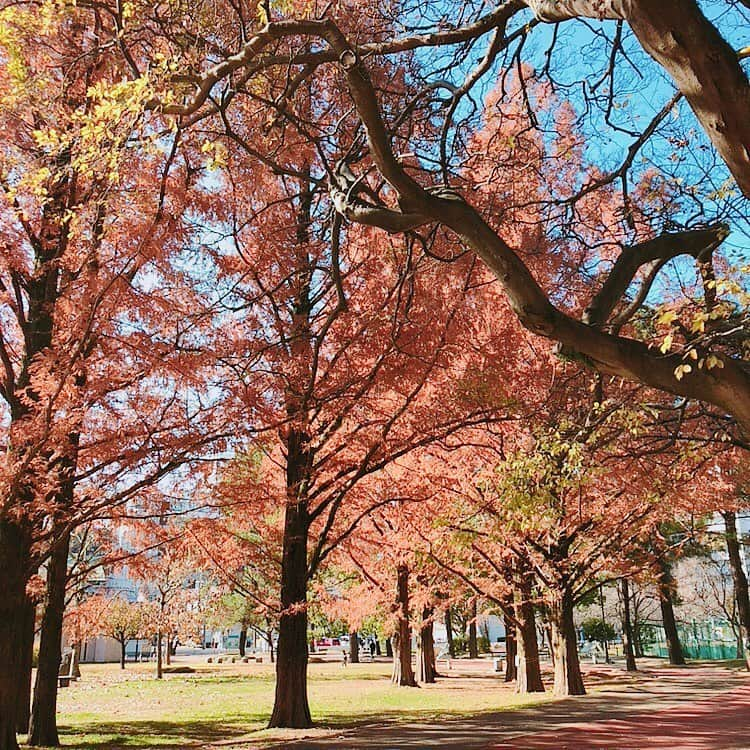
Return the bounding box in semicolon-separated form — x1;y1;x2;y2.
657;310;678;326
674;364;692;381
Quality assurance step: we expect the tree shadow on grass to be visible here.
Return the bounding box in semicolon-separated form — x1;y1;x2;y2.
59;717;267;749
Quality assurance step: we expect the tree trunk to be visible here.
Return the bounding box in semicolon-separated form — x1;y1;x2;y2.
375;638;381;656
444;607;455;657
349;631;359;664
266;629;275;664
120;640;126;670
468;599;479;658
156;630;164;680
0;520;33;750
16;599;35;735
504;612;517;683
165;632;171;666
632;597;645;659
390;632;418;687
71;643;80;679
515;581;545;693
549;590;585;696
391;565;417;687
416;609;436;683
657;560;685;666
543;623;553;666
0;609;24;750
268;493;312;728
385;637;393;658
29;528;71;748
155;631;164;678
723;510;750;671
239;626;247;657
621;578;637;672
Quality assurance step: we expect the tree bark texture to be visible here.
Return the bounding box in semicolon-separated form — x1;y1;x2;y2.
391;565;417;687
156;631;164;679
657;561;685;666
268;455;312;728
516;594;545;694
0;520;33;750
29;529;71;747
549;591;585;696
504;612;517;683
16;599;35;735
416;609;436;684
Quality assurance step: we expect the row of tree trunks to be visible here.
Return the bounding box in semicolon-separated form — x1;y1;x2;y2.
722;511;750;671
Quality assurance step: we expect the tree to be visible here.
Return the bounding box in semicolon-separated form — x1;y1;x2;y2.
581;617;616;646
128;526;199;679
620;578;638;672
722;510;750;670
656;557;686;666
70;595;150;670
191;114;514;724
140;1;750;436
101;598;149;670
391;563;418;688
0;4;223;745
434;386;719;696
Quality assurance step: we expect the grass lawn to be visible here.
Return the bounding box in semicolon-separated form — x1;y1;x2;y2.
41;658;553;749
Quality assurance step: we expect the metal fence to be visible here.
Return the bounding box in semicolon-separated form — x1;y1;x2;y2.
639;619;741;661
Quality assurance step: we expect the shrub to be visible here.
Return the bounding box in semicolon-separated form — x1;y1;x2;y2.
581;617;616;644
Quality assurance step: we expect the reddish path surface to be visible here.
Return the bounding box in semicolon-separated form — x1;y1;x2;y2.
263;664;750;750
494;683;750;750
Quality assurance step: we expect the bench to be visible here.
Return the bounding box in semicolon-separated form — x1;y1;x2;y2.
57;651;78;689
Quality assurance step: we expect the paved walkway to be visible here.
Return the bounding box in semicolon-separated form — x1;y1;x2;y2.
495;681;750;749
271;665;750;750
